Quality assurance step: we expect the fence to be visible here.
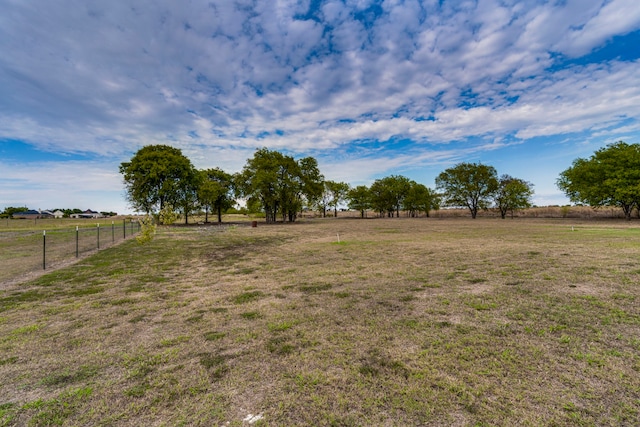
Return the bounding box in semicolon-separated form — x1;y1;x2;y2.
0;219;140;284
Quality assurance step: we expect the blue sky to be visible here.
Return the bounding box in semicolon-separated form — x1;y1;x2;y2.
1;0;640;214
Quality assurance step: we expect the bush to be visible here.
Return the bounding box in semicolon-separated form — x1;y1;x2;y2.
158;206;178;225
136;216;156;244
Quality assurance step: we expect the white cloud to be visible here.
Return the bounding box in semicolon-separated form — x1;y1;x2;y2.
556;0;640;57
0;159;128;213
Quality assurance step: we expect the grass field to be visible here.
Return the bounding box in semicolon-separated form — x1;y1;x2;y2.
1;217;639;426
0;219;141;284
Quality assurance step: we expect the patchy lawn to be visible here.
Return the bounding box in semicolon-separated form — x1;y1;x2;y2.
1;218;639;426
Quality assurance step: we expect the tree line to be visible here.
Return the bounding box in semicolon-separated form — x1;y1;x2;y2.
119;145;539;223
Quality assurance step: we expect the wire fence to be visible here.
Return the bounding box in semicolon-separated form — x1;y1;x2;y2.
0;220;140;284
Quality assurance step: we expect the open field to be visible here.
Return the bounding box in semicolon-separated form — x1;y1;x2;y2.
0;219;141;285
1;217;639;426
0;207;629;285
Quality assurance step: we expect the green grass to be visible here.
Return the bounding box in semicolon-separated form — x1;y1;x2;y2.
231;290;265;304
1;218;640;425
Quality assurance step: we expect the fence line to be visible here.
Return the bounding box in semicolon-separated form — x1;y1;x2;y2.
0;220;140;284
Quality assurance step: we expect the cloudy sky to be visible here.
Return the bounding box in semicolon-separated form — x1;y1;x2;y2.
1;0;640;214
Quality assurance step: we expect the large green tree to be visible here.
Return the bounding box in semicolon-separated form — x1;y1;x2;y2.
235;148;282;223
495;175;534;219
403;182;440;217
557;141;640;220
347;185;371;218
436;163;498;218
119;145;195;217
235;148;323;223
369;175;412;217
198;168;234;223
494;175;533;219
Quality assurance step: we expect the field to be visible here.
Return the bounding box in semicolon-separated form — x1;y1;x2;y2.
0;218;140;284
1;217;639;426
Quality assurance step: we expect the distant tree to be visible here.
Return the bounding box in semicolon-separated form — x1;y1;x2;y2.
495;175;534;219
326;181;351;217
235;148;324;223
235;149;280;223
369;175;412;217
369;179;393;217
198;168;235;223
317;184;332;218
119;145;195;220
175;165;200;224
2;206;29;218
347;185;371;218
436;163;499;218
557;141;640;220
403;182;440;217
297;156;324;220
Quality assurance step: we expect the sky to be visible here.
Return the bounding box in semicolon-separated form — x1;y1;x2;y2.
1;0;640;215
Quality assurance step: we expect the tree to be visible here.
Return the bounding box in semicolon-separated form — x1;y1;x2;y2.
347;185;371;218
494;175;534;219
198;168;234;223
325;181;351;217
235;148;281;223
317;184;332;218
369;175;412;217
2;206;29;218
557;141;640;220
297;156;324;220
175;165;200;224
403;182;440;217
436;163;498;218
235;148;324;223
119;145;195;218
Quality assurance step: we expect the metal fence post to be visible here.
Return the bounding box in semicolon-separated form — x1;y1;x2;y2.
123;219;126;239
42;230;46;270
76;226;79;257
112;221;115;243
97;223;100;249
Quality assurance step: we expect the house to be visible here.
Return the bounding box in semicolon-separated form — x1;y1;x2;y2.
12;210;49;219
41;210;64;218
70;209;102;219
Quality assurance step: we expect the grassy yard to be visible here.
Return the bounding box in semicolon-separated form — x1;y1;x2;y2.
1;218;639;426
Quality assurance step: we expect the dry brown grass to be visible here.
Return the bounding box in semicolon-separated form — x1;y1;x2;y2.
1;217;640;426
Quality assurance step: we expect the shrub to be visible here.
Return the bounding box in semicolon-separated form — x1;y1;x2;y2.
136;215;156;244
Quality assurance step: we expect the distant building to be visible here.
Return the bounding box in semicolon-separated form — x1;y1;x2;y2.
41;210;64;218
12;210;51;219
70;209;103;219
